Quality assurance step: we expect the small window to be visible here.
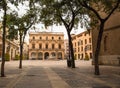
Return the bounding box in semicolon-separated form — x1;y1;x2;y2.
58;44;61;49
81;46;83;51
81;40;83;45
33;36;35;40
90;45;92;50
39;37;42;40
39;44;42;49
52;44;54;49
32;44;35;49
52;37;54;40
85;39;87;44
59;37;61;40
46;44;48;49
78;41;80;46
89;38;91;43
78;47;80;52
75;42;76;47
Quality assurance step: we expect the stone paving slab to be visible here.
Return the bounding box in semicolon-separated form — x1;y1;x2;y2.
51;67;120;88
0;60;120;88
14;67;52;88
45;67;71;88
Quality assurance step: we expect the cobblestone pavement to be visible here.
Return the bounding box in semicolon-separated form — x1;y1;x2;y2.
0;60;120;88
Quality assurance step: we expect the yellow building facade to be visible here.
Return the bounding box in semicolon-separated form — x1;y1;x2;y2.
72;31;92;60
0;29;19;60
0;36;19;60
29;32;65;60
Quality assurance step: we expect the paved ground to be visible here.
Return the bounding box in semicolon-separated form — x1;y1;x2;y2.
0;60;120;88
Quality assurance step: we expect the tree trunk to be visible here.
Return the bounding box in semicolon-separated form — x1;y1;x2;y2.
67;32;75;68
19;33;23;69
94;21;104;75
1;0;7;77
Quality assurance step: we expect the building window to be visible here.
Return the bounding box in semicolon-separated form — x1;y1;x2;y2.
81;53;83;59
78;41;80;46
33;36;35;40
52;37;54;40
59;37;61;40
59;44;61;49
32;44;35;49
90;45;92;50
89;38;91;43
39;37;42;40
75;42;76;47
39;44;42;49
90;53;92;58
52;44;54;49
78;54;80;59
46;44;48;49
85;39;87;44
81;46;83;51
78;47;80;52
75;54;77;59
81;40;83;45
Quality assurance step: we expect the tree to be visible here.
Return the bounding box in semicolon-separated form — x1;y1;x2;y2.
0;0;7;77
0;0;29;77
6;8;37;69
32;0;85;68
77;0;120;75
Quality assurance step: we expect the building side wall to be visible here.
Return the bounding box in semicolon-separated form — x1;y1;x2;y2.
92;12;120;65
0;35;19;60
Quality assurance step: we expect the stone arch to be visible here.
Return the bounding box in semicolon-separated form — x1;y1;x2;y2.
31;52;36;60
38;52;43;60
44;52;49;60
58;52;62;59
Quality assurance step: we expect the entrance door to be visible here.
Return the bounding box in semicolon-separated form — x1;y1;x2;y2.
44;52;49;60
